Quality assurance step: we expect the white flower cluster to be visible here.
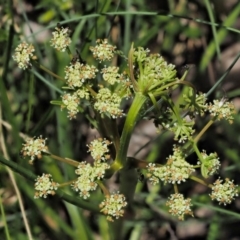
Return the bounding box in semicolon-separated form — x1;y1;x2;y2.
99;192;127;222
34;174;59;199
72;161;110;199
21;136;48;163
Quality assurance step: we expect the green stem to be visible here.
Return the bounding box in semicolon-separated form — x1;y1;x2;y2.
32;61;65;81
113;93;148;169
59;180;75;187
50;154;79;167
190;175;211;188
183;118;215;154
154;80;195;97
86;85;97;97
193;119;214;144
192;143;203;163
97;181;110;196
173;184;178;193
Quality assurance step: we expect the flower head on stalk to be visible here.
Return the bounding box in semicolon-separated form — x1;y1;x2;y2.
94;88;124;118
12;42;37;70
208;99;236;124
181;89;207;117
99;192;127;222
61;92;80;119
101;66;122;85
76;87;90;100
147;146;195;185
64;61;98;88
21;136;48;164
34;174;59;199
90;39;116;62
87;138;112;163
210;178;238;205
133;47;150;62
163;118;195;143
50;26;71;52
72;161;110;199
198;150;221;178
166;193;194;220
130;46;178;95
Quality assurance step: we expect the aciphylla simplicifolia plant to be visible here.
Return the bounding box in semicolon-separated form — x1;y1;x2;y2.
10;25;239;226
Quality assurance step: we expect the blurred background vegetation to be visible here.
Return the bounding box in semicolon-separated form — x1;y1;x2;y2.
0;0;240;239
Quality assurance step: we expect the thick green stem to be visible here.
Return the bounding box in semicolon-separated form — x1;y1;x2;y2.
110;161;138;240
114;93;148;169
109;94;148;238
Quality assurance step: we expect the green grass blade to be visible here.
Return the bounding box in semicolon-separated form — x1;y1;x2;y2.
1;24;21;149
26;11;240;41
0;194;11;240
123;0;132;54
194;202;240;219
204;0;221;60
206;51;240;97
200;3;240;72
30;70;63;94
26;74;35;132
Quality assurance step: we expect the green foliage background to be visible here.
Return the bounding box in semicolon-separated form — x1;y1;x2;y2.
0;0;240;239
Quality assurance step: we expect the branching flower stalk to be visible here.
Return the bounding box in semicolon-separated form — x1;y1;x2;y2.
8;23;239;228
113;43;182;168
